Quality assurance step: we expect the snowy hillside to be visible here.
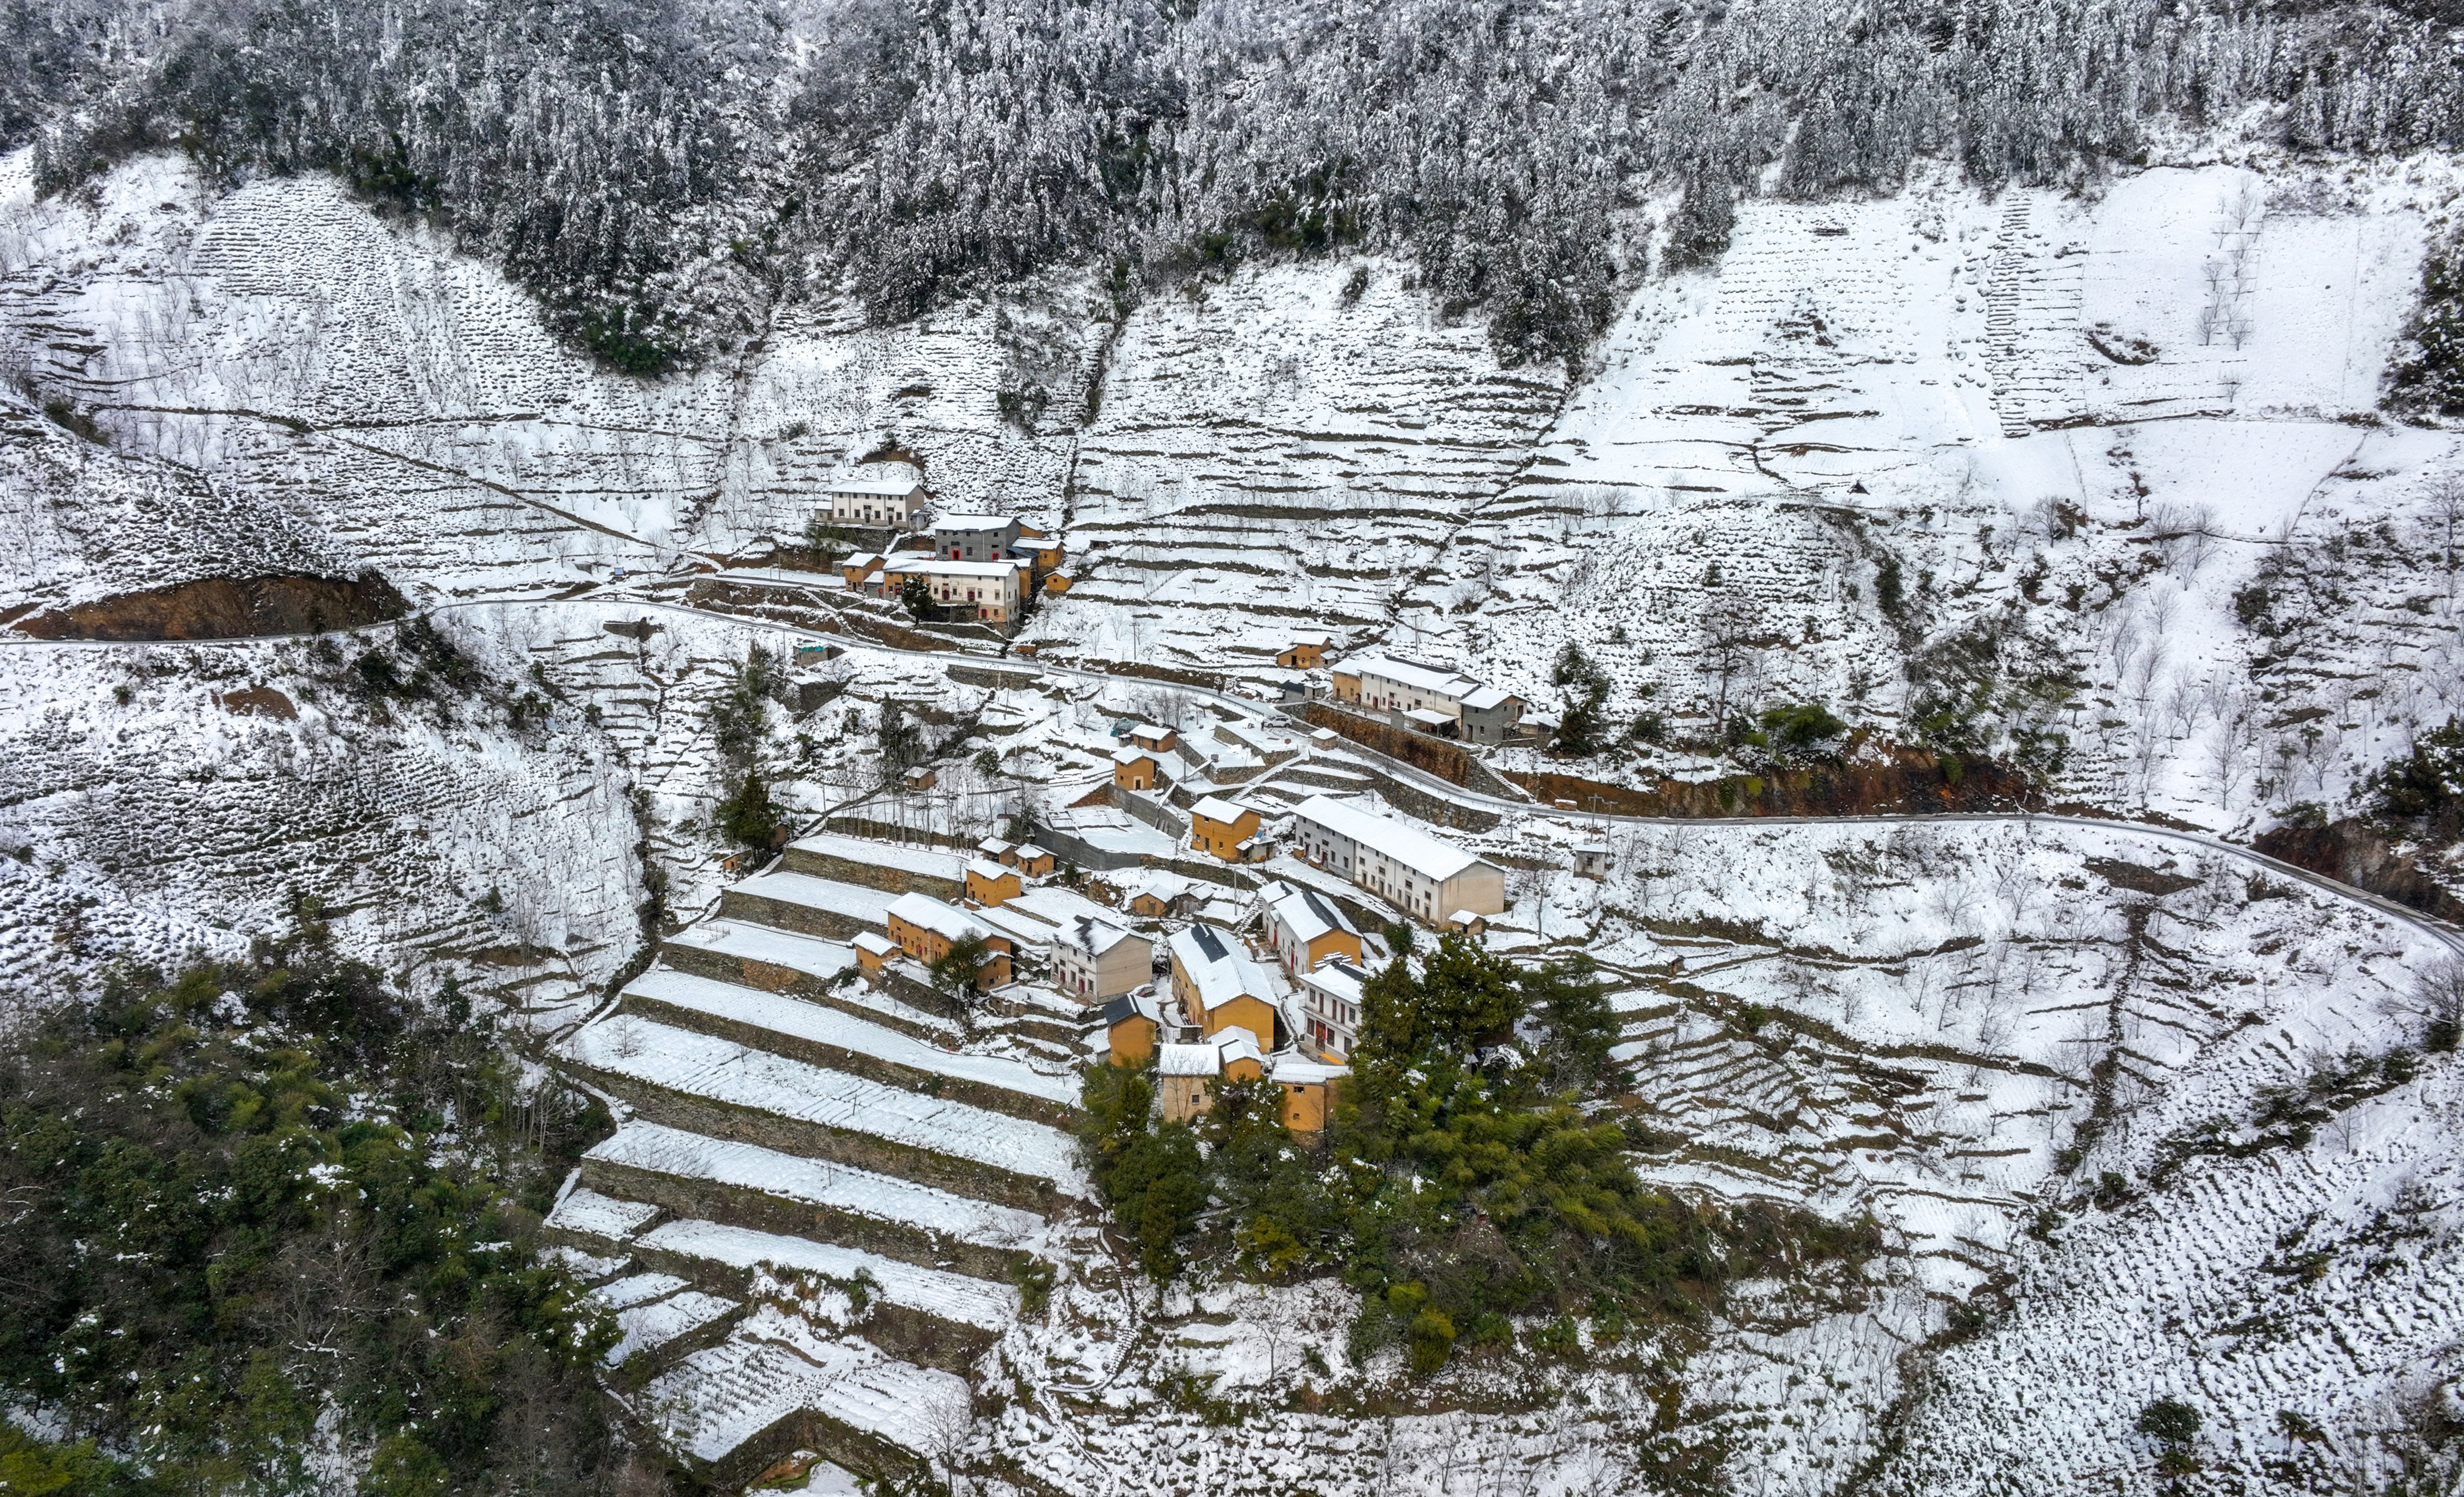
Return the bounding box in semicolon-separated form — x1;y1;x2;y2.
8;61;2464;1493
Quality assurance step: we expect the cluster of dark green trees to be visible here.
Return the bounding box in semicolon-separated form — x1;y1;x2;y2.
0;905;624;1495
1080;931;1877;1374
9;0;2461;376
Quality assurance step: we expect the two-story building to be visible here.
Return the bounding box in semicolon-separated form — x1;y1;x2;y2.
964;858;1023;907
1102;992;1161;1065
1167;923;1281;1048
1112;745;1161;791
884;892;1013;989
1297;957;1369;1060
1259;881;1363;978
1457;685;1528;743
1277;633;1336;669
877;556;1025;626
930;513;1024;563
1286;793;1507;927
1333;655;1523;740
828;477;930;529
1055;916;1152;1003
1189;795;1263;862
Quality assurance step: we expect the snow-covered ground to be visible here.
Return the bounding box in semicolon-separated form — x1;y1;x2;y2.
6;136;2464;1497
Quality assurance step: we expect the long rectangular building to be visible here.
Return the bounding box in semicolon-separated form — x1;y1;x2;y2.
1286;794;1506;927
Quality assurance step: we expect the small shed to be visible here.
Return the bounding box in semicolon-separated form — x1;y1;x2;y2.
1574;839;1610;880
1276;633;1335;669
1113;745;1161;791
1130;724;1178;753
852;930;899;976
1015;844;1057;878
903;765;938;791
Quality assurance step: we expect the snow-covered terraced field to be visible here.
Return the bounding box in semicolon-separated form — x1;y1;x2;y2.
584;1121;1045;1254
556;1014;1086;1195
617;966;1081;1112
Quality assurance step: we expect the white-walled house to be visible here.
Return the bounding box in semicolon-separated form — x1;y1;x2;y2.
828;477;930;529
1287;793;1506;927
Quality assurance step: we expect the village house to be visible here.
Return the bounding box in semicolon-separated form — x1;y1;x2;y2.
964;858;1022;907
1015;845;1056;877
1015;526;1065;572
1155;1031;1267;1123
1287;793;1507;927
1277;633;1335;669
1270;1055;1347;1135
929;513;1023;563
1333;655;1523;740
977;836;1015;864
903;765;937;791
1189;795;1263;862
1167;924;1281;1047
1457;685;1528;742
878;555;1025;627
1106;869;1199;920
1112;745;1161;791
884;892;1013;989
839;551;883;589
851;930;900;977
1259;881;1364;978
1129;724;1178;753
1055;916;1152;1003
1102;992;1161;1066
1297;956;1369;1060
827;477;930;529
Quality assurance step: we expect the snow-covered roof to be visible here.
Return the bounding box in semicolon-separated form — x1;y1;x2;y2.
880;556;1023;580
886;892;998;945
1458;685;1521;711
1448;909;1487;927
1016;843;1053;861
1300;957;1370;1005
1213;1029;1265;1069
972;902;1059;949
843;551;881;568
831;478;926;496
1118;869;1198;904
1101;993;1160;1028
930;513;1016;531
1168;925;1275;1017
965;857;1016;884
852;931;900;956
1112;744;1157;765
1263;881;1357;945
978;837;1014;858
1157;1042;1220;1078
1190;794;1252;825
1290;794;1492;884
1402;707;1453;728
1130;724;1173;743
1347;654;1481;698
1283;632;1335;649
1057;915;1143;959
1269;1056;1348;1086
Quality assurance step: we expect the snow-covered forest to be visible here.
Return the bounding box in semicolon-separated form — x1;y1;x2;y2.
9;0;2463;372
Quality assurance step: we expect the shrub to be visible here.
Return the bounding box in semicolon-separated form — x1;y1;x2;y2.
2138;1398;2203;1446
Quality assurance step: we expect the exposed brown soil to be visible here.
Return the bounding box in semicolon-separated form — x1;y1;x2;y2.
1508;755;2041;818
2253;818;2464;924
13;572;408;641
215;685;297;719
